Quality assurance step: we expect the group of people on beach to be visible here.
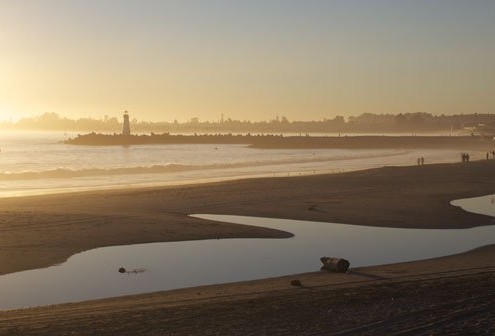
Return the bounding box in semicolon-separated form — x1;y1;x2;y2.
460;151;495;162
418;152;493;164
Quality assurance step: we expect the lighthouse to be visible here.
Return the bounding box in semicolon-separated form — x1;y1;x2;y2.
122;111;131;136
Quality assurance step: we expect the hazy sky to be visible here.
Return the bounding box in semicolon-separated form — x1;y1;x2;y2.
1;1;494;122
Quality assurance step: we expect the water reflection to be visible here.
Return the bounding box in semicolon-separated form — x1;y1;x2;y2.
451;194;495;218
0;195;494;309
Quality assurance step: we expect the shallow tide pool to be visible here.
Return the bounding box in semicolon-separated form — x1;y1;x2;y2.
0;195;494;309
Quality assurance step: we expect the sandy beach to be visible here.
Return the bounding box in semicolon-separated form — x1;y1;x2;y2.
0;159;494;335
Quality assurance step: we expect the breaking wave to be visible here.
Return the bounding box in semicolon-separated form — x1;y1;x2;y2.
0;150;410;180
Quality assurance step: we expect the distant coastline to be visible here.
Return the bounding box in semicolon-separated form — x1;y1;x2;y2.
64;132;495;150
4;112;495;135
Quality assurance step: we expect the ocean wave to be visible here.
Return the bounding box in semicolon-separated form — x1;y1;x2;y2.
0;150;409;180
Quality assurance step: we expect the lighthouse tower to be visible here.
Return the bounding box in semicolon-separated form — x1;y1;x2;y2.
122;111;131;136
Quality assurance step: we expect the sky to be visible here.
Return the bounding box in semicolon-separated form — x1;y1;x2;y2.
0;0;494;122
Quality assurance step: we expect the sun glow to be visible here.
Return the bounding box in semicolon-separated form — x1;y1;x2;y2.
0;2;494;121
0;106;20;123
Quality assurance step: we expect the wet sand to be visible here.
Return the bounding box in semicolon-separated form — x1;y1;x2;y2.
0;245;493;335
0;159;494;334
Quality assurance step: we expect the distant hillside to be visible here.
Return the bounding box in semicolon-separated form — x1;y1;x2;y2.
3;112;495;135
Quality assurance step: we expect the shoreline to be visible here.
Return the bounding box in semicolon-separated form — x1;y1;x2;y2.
0;159;494;333
1;160;494;277
1;245;493;335
0;146;466;200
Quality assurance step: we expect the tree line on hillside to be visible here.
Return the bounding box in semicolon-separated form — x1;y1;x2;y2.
1;112;494;134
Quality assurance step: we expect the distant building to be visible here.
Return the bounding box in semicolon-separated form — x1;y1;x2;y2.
122;111;131;136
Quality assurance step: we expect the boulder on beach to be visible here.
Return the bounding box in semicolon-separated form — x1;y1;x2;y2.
320;257;350;273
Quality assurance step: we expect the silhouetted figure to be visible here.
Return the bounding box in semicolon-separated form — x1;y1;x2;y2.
417;158;421;165
420;157;425;165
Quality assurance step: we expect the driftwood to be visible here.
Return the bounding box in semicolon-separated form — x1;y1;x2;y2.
320;257;350;273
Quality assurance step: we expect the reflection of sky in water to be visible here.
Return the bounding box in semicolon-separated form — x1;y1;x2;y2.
1;195;494;310
451;194;495;218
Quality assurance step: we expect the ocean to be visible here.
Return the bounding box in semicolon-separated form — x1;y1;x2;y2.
0;131;481;197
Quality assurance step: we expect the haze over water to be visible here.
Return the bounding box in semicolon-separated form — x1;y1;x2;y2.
0;131;484;197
